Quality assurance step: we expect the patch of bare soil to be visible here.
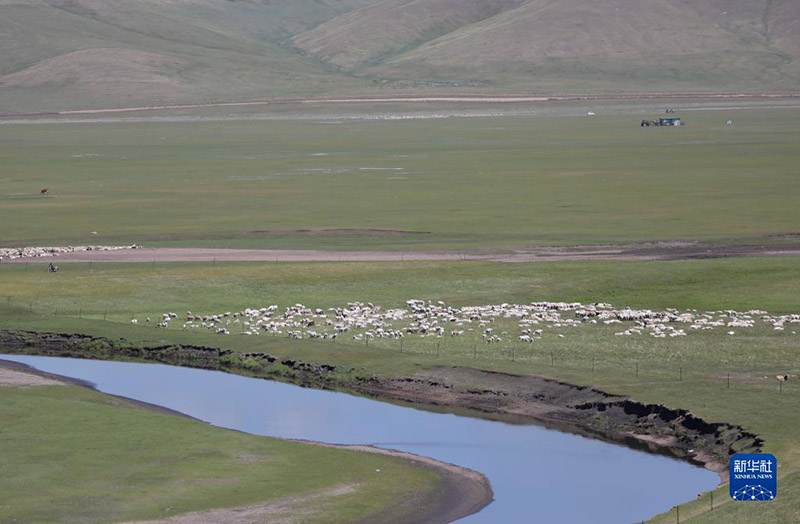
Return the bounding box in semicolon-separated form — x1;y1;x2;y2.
0;367;65;387
121;484;358;524
249;228;426;238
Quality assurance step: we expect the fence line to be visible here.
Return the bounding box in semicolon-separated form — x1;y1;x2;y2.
3;298;798;395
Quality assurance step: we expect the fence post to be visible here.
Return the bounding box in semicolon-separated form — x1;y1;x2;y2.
679;366;682;381
635;362;638;377
727;372;730;389
592;356;595;372
551;351;554;366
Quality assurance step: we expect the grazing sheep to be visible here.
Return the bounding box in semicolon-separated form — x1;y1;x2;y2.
168;300;799;356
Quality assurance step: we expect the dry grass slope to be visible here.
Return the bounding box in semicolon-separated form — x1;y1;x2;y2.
293;0;526;69
352;0;800;91
0;0;378;111
0;0;798;110
1;48;185;93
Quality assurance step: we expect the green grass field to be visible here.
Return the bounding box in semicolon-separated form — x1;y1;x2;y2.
2;102;799;522
0;374;438;524
1;256;799;522
2;101;799;250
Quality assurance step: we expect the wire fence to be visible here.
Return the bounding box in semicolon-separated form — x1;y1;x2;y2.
3;295;798;397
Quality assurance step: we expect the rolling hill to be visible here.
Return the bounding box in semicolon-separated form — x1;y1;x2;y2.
0;0;798;111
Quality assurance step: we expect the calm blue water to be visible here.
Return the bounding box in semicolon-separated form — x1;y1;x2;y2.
1;354;719;523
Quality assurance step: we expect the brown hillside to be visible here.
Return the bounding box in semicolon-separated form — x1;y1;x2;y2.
293;0;526;69
296;0;798;92
0;0;797;110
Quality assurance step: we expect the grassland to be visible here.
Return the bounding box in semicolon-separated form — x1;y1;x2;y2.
2;101;800;251
0;367;442;524
1;101;799;523
1;256;799;522
2;256;798;375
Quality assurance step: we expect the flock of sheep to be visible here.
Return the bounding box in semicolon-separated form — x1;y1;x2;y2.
144;300;799;344
0;245;138;261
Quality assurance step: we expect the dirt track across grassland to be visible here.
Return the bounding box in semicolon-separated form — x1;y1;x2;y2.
4;243;800;264
1;92;797;118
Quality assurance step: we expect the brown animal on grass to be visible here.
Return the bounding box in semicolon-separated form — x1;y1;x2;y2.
40;188;49;195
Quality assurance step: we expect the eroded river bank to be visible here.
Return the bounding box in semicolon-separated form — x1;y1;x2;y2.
0;330;743;522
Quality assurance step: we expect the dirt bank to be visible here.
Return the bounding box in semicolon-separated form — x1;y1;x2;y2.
356;367;761;478
4;243;800;264
0;330;762;481
307;443;492;524
0;365;66;387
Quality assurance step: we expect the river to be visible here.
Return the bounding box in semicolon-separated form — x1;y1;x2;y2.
1;354;719;523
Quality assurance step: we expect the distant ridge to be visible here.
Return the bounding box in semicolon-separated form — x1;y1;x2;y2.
1;0;797;111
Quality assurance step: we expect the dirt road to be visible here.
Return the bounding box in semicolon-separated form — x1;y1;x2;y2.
4;244;799;264
1;92;797;119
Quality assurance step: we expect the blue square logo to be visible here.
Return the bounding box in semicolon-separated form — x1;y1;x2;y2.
730;453;777;501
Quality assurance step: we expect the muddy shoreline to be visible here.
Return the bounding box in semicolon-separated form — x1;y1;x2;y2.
0;330;762;483
306;442;492;524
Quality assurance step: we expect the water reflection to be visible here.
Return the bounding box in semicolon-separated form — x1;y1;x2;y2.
1;355;719;523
